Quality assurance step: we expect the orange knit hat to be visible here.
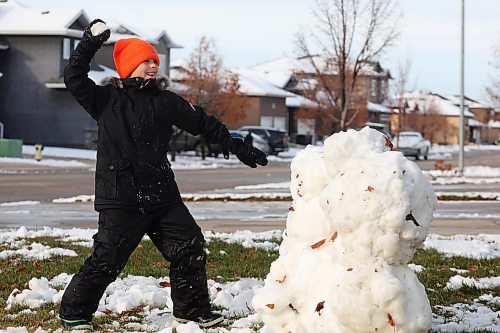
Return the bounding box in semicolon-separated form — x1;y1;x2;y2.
113;38;160;78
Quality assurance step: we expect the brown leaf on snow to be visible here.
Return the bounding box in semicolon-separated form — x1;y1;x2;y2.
289;303;299;313
216;287;223;292
347;268;353;271
315;301;325;314
266;303;275;309
385;137;393;150
330;231;338;242
388;313;396;327
159;281;171;288
288;206;295;211
276;275;287;284
311;239;326;249
35;322;46;330
295;174;299;178
366;186;375;192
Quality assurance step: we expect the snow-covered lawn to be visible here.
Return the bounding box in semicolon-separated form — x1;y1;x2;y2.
0;227;498;332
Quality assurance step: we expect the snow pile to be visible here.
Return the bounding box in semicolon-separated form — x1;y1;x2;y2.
253;127;438;333
424;234;500;259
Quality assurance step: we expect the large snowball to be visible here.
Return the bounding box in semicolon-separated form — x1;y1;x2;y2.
253;127;437;333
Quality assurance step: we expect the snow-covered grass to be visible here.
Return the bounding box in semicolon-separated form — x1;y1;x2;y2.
0;227;498;332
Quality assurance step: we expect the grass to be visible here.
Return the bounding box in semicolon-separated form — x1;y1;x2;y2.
0;236;498;332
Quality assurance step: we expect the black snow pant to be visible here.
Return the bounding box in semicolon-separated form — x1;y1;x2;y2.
59;201;210;321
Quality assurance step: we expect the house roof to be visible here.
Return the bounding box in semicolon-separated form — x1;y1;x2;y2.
368;102;391;114
45;65;118;89
0;1;89;37
404;91;476;117
251;56;391;89
105;20;182;48
231;67;295;98
446;95;493;109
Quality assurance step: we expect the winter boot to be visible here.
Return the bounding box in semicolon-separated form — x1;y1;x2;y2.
173;311;224;327
60;318;93;330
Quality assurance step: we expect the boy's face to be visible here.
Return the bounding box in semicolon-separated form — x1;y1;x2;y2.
130;58;159;80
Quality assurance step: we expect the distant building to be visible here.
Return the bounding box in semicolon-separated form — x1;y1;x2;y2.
0;1;180;147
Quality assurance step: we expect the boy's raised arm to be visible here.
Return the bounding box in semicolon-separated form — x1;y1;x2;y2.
64;19;111;120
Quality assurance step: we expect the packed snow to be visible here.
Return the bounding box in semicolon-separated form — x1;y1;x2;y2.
0;226;499;332
253;127;437;333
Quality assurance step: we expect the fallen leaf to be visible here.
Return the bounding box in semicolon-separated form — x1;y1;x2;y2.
347;268;353;271
27;246;33;251
10;284;19;291
216;287;222;292
388;313;395;327
295;174;299;178
385;137;393;150
467;265;479;271
159;281;171;288
266;304;275;309
315;301;325;314
35;322;46;329
15;266;27;273
33;261;41;270
288;206;295;211
311;239;326;249
330;231;338;242
366;186;375;192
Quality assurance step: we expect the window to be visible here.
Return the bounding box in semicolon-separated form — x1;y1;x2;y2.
371;79;377;97
63;38;71;60
260;116;286;130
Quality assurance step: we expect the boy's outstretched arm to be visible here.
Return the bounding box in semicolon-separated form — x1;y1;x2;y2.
64;19;111;120
172;101;268;168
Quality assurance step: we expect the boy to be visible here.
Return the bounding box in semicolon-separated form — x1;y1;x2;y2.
59;19;267;330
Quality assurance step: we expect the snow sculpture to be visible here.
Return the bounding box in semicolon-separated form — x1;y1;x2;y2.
253;127;437;333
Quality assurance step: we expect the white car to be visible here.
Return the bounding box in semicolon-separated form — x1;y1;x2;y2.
392;131;431;160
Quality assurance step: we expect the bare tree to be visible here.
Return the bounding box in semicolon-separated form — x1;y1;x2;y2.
391;57;412;148
296;0;399;132
486;38;500;108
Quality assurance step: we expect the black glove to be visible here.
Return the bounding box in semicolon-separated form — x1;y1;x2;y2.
82;19;111;51
229;138;268;168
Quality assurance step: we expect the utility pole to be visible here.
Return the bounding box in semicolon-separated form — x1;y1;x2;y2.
459;0;465;172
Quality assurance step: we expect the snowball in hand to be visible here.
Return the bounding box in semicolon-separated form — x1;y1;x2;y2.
90;22;108;36
253;127;437;333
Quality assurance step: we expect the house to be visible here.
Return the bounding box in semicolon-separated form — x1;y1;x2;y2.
0;1;180;148
446;95;499;144
250;57;392;141
393;91;476;144
168;61;298;133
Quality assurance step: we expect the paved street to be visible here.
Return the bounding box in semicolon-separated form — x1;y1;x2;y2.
0;149;499;234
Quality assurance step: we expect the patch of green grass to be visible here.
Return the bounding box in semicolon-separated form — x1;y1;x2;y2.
0;236;498;332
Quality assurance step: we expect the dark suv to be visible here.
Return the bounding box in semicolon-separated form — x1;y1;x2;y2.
237;126;289;155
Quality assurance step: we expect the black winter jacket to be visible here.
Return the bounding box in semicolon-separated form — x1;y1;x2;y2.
64;41;232;213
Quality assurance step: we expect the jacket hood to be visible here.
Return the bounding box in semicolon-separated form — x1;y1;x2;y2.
100;76;170;91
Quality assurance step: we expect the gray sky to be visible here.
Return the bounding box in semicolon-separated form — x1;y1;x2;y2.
21;0;500;101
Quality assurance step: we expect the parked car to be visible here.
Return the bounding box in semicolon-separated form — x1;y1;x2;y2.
392;131;431;160
231;130;272;155
170;129;223;158
237;126;289;155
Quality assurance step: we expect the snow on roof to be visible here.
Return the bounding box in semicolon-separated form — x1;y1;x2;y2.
368;101;391;113
404;91;475;117
231;67;294;98
286;94;319;108
45;65;118;88
468;118;485;127
251;57;311;88
0;1;89;37
488;119;500;128
251;57;390;89
105;20;181;48
446;95;493;109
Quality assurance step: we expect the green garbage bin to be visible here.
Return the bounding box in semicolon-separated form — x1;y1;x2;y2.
0;139;23;158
